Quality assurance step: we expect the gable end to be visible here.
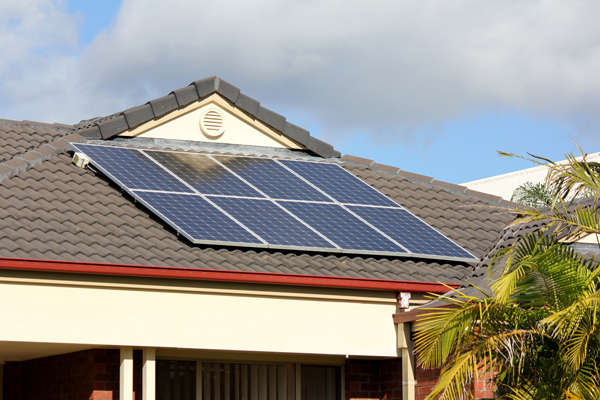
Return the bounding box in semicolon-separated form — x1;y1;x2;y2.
74;77;340;159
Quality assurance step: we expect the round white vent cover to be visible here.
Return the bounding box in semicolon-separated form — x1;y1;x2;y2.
199;108;226;138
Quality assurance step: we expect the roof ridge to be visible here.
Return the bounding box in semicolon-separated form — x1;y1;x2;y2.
340;154;522;207
0;133;85;184
72;76;341;159
0;118;74;131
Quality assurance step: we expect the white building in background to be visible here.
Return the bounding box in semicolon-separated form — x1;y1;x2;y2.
462;152;600;202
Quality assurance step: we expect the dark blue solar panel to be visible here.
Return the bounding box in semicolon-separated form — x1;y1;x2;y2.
72;146;474;259
73;144;191;193
145;151;264;198
215;156;331;202
280;160;397;207
135;191;263;245
210;197;335;248
278;201;407;253
348;206;475;259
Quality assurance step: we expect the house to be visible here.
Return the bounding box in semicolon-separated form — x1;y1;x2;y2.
0;77;513;400
462;152;600;202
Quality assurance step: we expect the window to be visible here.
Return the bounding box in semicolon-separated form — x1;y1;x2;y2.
157;360;197;400
156;360;341;400
301;365;340;400
202;362;295;400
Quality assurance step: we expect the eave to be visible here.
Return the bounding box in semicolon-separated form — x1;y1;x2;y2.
0;257;459;293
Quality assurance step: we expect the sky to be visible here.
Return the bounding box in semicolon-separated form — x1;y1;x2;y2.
1;1;600;185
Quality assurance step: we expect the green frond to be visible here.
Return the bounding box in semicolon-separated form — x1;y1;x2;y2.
418;143;600;400
414;301;486;368
426;329;542;400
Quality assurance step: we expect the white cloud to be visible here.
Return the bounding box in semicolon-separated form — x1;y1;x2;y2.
2;0;600;143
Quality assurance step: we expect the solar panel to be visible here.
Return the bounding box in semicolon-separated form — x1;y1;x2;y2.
347;205;474;259
215;156;331;202
209;197;336;249
73;144;191;193
145;151;264;198
72;144;477;261
278;201;407;254
280;160;398;207
134;191;264;245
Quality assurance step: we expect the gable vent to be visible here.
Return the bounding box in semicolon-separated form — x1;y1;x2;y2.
200;108;226;138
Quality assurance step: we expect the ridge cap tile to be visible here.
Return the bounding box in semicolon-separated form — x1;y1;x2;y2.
147;94;179;119
215;78;241;104
170;85;199;107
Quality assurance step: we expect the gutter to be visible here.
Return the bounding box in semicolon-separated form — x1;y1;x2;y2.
0;257;458;293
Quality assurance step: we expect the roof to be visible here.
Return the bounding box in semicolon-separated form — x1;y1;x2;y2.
0;121;512;286
73;76;341;159
462;152;600;201
395;198;600;321
0;78;516;287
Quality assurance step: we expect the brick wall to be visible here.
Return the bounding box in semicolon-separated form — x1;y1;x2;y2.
379;359;403;400
414;363;442;400
415;362;495;400
344;358;402;400
471;368;495;399
3;348;142;400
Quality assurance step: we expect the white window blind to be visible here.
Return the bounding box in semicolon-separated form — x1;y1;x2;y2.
202;362;295;400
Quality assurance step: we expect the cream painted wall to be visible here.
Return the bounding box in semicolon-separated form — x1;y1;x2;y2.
0;280;398;358
137;102;288;148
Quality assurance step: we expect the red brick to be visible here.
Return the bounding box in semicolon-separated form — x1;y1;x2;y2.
89;390;113;400
361;382;379;391
348;364;361;374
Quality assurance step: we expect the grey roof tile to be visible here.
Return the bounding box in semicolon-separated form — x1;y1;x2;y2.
235;93;261;117
148;94;179;118
256;107;286;132
171;86;199;107
97;115;129;139
193;76;218;98
79;125;102;139
216;78;241;104
306;137;334;158
123;104;154;128
283;122;310;145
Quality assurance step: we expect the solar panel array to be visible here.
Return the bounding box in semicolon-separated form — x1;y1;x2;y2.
72;143;477;261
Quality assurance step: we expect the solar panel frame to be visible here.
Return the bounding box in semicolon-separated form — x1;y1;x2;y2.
71;143;479;262
347;205;477;261
134;191;269;247
209;197;340;251
213;156;332;202
277;201;410;255
72;144;193;193
143;150;265;198
278;159;399;207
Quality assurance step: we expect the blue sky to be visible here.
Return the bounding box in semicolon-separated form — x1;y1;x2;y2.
2;0;599;185
66;0;121;49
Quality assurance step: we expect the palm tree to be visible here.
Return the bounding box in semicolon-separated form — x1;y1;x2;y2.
511;181;553;208
414;146;600;400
